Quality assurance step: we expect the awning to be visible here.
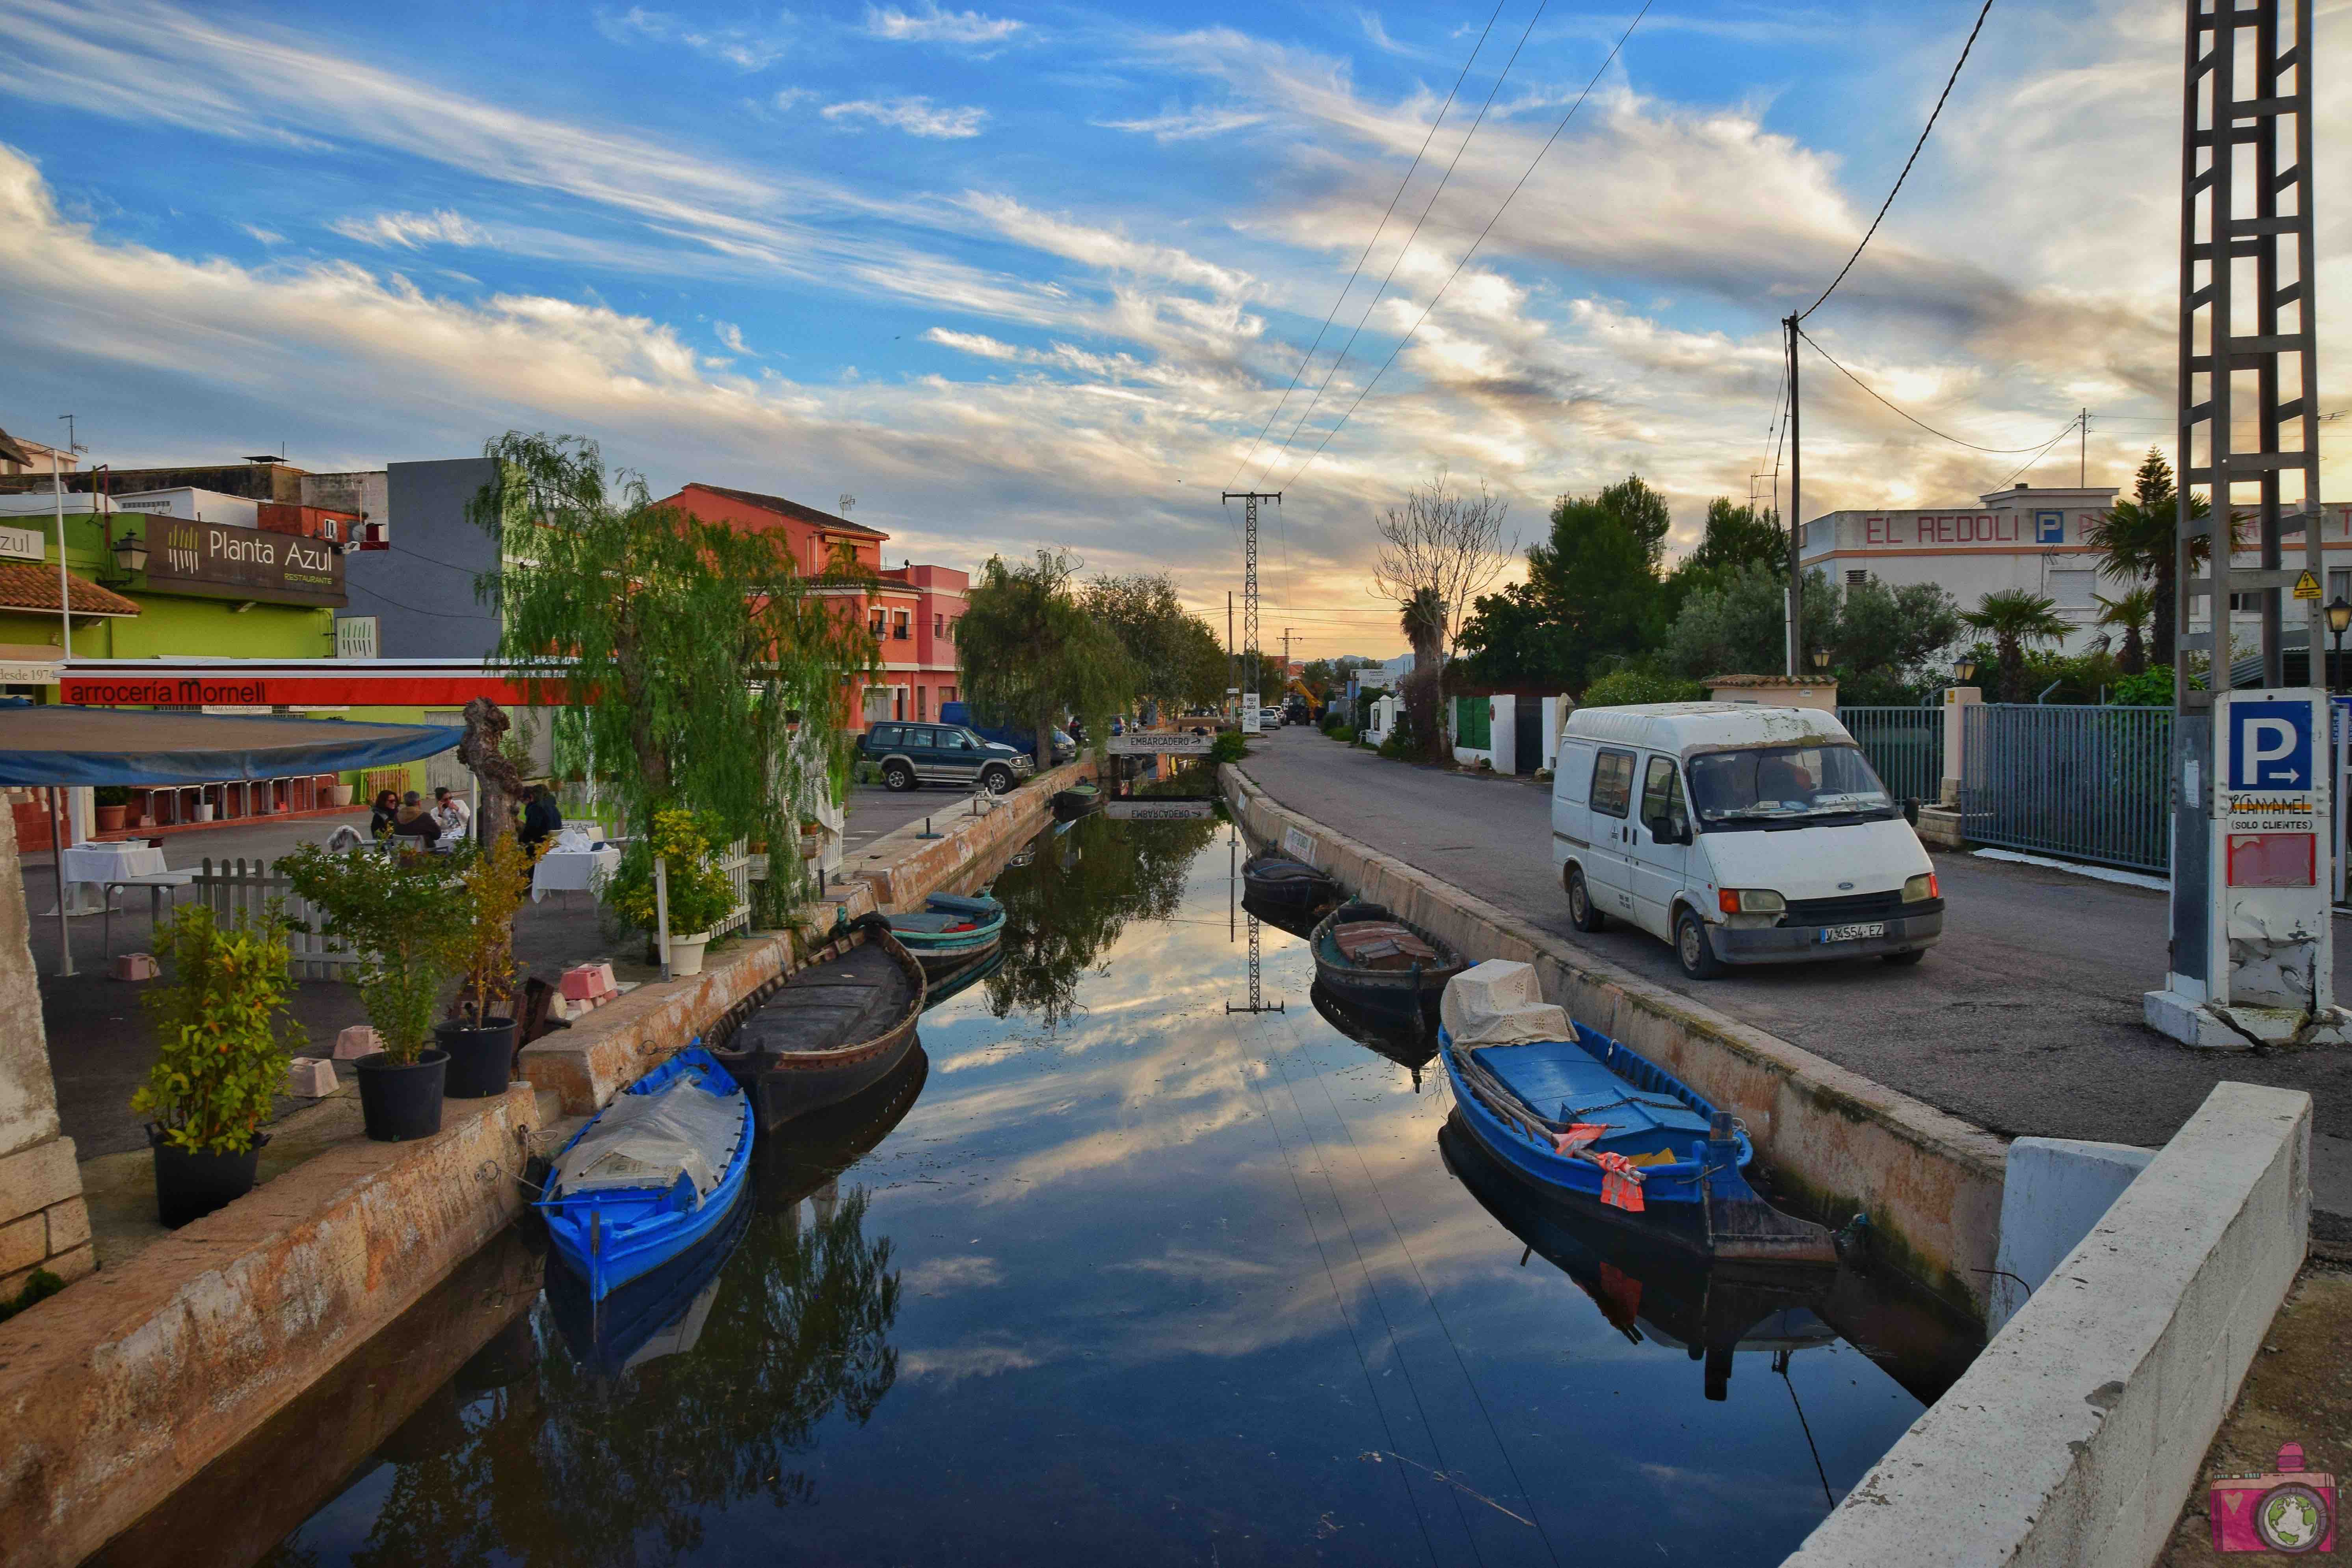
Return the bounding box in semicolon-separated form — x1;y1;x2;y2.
0;703;463;786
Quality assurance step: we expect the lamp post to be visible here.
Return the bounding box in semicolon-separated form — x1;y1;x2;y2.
1811;647;1831;675
1953;657;1978;687
2327;597;2352;695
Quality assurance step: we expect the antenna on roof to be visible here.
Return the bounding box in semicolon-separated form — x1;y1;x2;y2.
839;493;856;515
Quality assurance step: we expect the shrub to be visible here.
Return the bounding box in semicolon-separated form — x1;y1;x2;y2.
607;809;737;937
1578;669;1707;709
1378;731;1415;761
0;1269;63;1324
282;844;469;1064
1208;730;1248;765
1326;724;1355;744
132;904;303;1155
451;835;539;1024
2113;664;2194;706
94;785;132;808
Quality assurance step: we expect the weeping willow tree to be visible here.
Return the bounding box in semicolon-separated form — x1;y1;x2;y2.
470;432;878;920
956;549;1136;772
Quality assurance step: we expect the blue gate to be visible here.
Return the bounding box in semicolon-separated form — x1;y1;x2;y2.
1960;704;2174;873
1836;706;1945;805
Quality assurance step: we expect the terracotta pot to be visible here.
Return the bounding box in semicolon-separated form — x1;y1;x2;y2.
95;805;128;833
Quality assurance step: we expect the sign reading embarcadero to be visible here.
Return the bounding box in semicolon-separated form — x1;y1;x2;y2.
143;516;346;607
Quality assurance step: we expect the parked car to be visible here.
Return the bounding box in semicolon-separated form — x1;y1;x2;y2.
1259;707;1285;728
938;702;1075;766
859;722;1034;794
1550;703;1940;980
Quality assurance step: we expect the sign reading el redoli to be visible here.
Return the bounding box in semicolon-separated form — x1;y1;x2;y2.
1859;514;2043;547
141;516;346;607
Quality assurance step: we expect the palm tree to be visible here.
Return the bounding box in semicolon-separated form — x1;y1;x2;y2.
1398;586;1448;762
1962;589;2072;702
2082;448;2217;667
2094;586;2154;676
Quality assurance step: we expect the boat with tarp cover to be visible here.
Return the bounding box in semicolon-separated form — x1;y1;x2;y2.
536;1045;754;1302
887;891;1005;975
1437;961;1835;1263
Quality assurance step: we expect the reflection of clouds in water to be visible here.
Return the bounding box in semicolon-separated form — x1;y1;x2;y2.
902;1254;1005;1294
899;1341;1043;1384
1103;1248;1281;1282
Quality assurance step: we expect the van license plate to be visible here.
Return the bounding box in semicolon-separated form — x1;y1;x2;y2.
1820;922;1886;943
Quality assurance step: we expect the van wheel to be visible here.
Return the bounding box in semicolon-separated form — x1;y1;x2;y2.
1565;865;1607;932
1674;910;1725;980
980;765;1015;795
1882;949;1927;967
882;761;916;792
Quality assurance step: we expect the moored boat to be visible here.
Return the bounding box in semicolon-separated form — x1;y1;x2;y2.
537;1045;755;1302
1437;960;1835;1263
1309;900;1467;1025
1308;979;1436;1078
1051;782;1102;820
1241;852;1338;911
708;919;926;1131
887;891;1006;975
546;1170;755;1376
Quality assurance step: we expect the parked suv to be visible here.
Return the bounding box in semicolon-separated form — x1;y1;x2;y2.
860;722;1034;794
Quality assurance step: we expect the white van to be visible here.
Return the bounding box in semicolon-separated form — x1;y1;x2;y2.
1551;703;1941;979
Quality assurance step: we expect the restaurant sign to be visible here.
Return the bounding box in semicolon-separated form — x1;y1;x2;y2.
142;516;346;607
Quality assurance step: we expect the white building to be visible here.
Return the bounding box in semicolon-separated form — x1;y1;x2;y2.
1800;483;2352;656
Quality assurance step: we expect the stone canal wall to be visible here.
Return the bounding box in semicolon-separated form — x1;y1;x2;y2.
1220;762;2009;1315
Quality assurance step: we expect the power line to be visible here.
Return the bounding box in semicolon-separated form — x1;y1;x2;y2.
1991;418;2082;490
1798;327;2073;454
1226;0;1509;489
1258;0;1555;485
1281;2;1652;488
1797;0;1994;320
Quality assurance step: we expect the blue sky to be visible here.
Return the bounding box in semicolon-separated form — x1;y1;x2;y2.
1;0;2335;656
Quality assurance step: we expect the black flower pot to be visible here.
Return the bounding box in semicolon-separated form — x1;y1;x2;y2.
355;1049;449;1142
434;1017;519;1099
149;1127;267;1229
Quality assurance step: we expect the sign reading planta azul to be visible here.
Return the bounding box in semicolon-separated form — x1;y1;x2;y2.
140;516;346;606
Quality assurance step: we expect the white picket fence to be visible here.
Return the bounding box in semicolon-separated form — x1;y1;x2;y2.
191;858;363;981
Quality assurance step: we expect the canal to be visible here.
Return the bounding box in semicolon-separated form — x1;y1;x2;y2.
107;808;1979;1567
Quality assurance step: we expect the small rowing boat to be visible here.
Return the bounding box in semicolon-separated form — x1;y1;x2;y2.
1052;782;1102;820
709;919;926;1131
1310;900;1467;1026
1241;853;1338;911
537;1045;755;1302
1437;960;1834;1263
887;891;1006;975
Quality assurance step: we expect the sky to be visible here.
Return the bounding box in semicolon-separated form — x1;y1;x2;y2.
0;0;2344;658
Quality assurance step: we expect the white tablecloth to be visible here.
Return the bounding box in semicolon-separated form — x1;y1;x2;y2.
532;846;620;901
54;844;169;915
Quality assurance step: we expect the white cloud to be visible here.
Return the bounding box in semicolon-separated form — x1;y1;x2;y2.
901;1254;1004;1293
595;5;794;70
713;319;755;355
328;208;487;250
1094;104;1268;141
239;223;281;244
862;3;1022;46
822;96;988;138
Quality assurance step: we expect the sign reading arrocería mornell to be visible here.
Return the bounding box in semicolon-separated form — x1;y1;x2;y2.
142;516;346;607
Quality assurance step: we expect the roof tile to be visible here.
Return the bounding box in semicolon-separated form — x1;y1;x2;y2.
681;483;890;538
0;563;143;617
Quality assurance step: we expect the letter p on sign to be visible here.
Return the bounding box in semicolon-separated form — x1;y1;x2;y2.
2228;699;2315;790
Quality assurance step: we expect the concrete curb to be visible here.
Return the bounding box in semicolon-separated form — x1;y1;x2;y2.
1223;762;2008;1314
0;1080;543;1568
1784;1081;2311;1568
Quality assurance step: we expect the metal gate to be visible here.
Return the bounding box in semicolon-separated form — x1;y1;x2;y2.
1836;706;1943;804
1513;702;1541;775
1960;704;2174;873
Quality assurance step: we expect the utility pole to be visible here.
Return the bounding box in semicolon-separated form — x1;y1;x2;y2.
2079;408;2090;487
1223;491;1279;731
53;414;84;662
1226;591;1235;719
1783;316;1802;677
1281;627;1294;679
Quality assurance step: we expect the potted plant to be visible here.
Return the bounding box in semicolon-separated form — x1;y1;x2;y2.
94;785;132;834
283;843;468;1140
608;809;736;977
320;773;354;809
434;835;539;1097
130;904;301;1227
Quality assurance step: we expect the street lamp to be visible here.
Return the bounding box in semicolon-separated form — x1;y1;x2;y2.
1810;647;1831;675
1953;657;1978;686
111;530;147;577
2327;596;2352;694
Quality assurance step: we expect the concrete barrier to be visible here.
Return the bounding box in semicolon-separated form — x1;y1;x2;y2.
0;1081;547;1568
1987;1138;2156;1335
1784;1081;2310;1568
851;758;1093;912
1224;763;2009;1314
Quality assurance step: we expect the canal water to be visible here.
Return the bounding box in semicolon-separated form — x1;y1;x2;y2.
123;809;1979;1567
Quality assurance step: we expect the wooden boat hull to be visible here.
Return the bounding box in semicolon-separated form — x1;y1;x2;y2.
1240;854;1338;911
907;933;1002;975
754;1044;931;1211
889;893;1007;976
1052;786;1101;821
1310;901;1467;1024
546;1173;755;1377
708;926;928;1133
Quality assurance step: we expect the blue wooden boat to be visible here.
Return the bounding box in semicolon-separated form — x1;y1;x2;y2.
546;1172;754;1377
887;891;1006;976
537;1045;755;1302
1438;962;1833;1263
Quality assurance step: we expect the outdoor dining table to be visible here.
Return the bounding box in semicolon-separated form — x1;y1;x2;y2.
531;843;621;903
54;842;168;916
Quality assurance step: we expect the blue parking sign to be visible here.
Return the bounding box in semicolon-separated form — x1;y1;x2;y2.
2229;699;2314;789
2035;510;2064;544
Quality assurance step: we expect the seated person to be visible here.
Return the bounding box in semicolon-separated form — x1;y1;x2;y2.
389;791;442;848
519;785;563;850
431;787;472;844
368;789;401;841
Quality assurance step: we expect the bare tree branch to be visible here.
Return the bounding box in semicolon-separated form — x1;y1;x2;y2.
1368;467;1515;660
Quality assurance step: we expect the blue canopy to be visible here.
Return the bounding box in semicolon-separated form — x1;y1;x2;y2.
0;703;463;787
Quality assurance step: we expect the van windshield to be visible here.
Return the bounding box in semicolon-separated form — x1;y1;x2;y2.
1686;743;1893;828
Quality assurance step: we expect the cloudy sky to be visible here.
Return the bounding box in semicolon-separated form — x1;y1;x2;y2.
1;0;2341;657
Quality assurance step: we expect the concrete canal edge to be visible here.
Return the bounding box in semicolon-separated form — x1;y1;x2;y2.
1220;762;2009;1316
0;761;1089;1568
1785;1082;2310;1568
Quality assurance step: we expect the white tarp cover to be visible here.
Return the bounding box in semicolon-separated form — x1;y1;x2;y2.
1441;960;1572;1047
554;1072;743;1199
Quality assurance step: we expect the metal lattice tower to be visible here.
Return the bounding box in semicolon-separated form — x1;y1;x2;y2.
1225;832;1283;1014
2176;0;2320;702
1223;492;1279;703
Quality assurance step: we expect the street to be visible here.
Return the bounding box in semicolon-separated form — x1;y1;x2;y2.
1239;724;2352;1236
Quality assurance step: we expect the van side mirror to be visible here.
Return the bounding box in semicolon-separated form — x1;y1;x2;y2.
1904;797;1921;827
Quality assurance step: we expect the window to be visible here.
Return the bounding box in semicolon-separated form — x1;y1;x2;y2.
870;724;902;748
2229;592;2264;614
1686;743;1892;827
1590;748;1636;818
1845;569;1867;587
2047;569;2096;610
935;613;944;635
893;613;910;640
869;609;884;634
1639;755;1687;837
2330;569;2350;604
916;687;927;720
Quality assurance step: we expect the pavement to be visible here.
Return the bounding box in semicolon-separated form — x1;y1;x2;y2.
1237;724;2352;1239
19;790;936;1161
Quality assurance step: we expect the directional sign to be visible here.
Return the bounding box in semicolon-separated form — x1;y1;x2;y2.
2296;569;2323;601
2228;698;2315;791
1105;732;1214;756
1104;798;1216;820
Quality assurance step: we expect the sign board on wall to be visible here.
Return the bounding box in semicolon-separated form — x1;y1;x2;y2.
141;516;346;607
2209;688;2333;1012
0;523;43;562
335;616;380;660
1105;732;1213;756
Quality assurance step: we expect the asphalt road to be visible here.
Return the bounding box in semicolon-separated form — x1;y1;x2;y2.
1239;724;2352;1231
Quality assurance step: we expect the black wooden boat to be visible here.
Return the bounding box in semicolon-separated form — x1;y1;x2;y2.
1241;853;1339;911
1309;980;1437;1081
753;1044;931;1211
1240;891;1322;941
708;919;926;1131
1309;900;1467;1026
1051;782;1102;820
922;946;1006;1012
